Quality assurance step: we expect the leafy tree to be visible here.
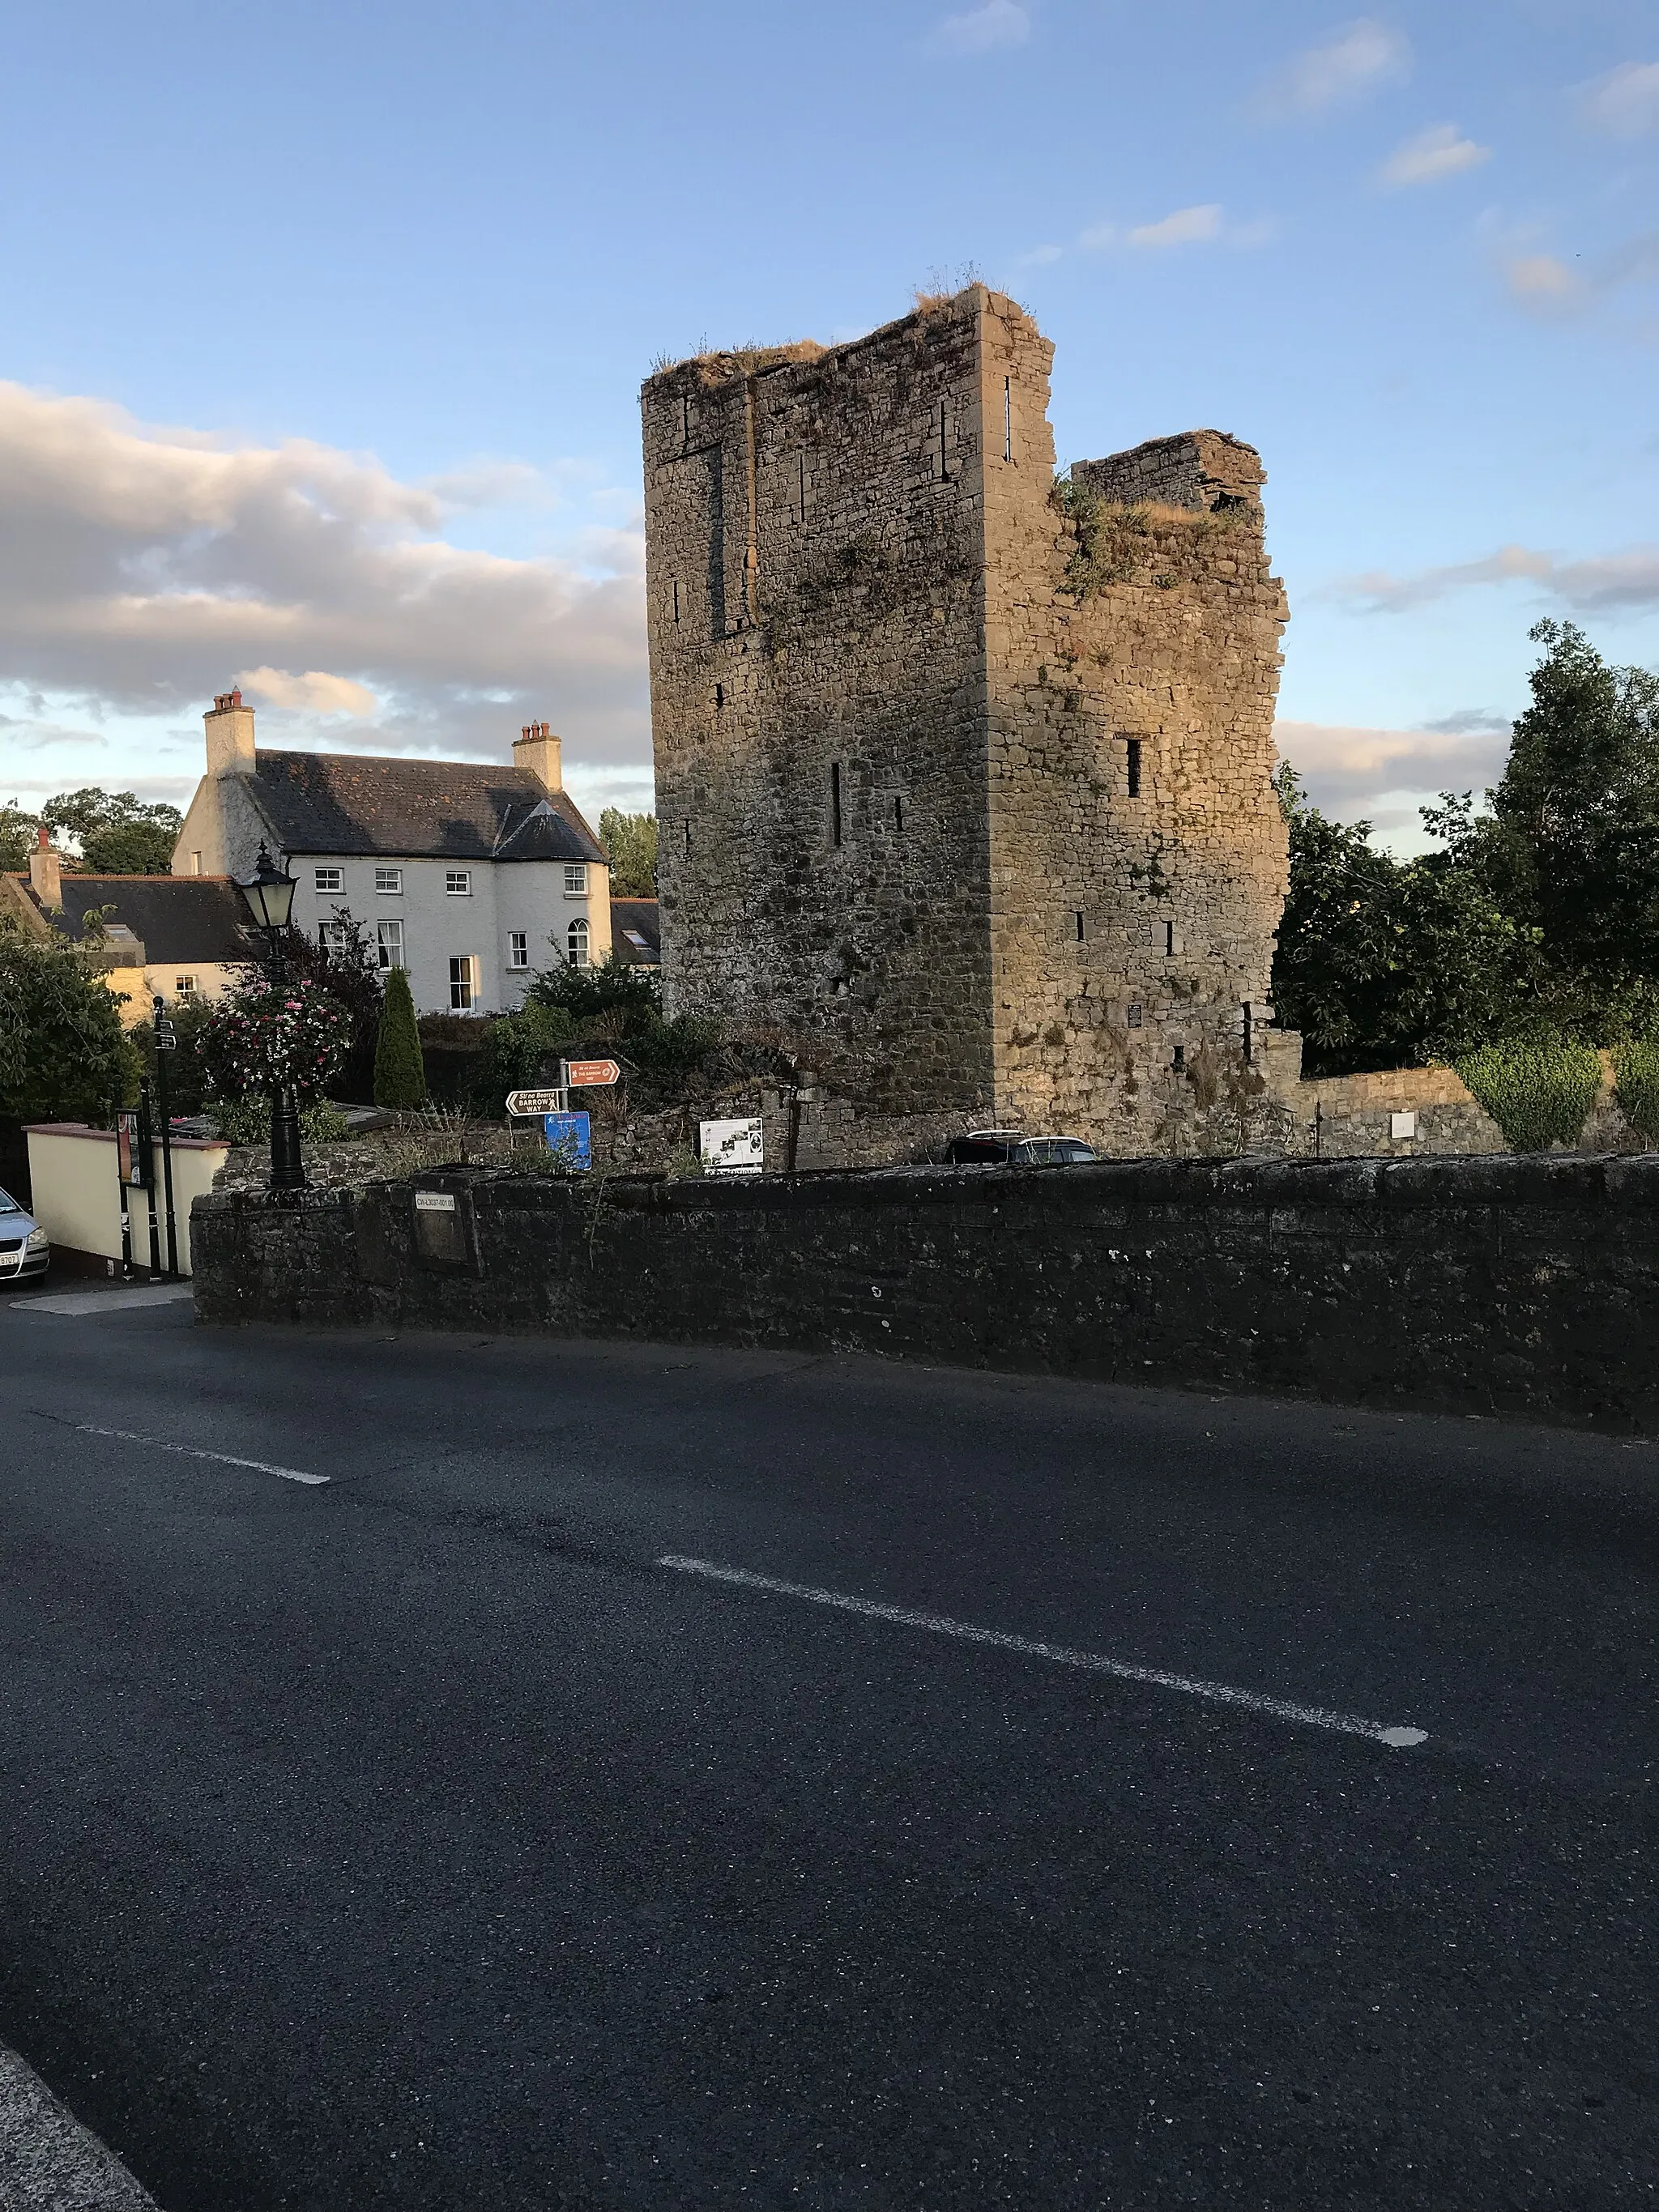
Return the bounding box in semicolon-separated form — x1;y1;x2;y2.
1478;620;1659;1029
527;949;661;1029
600;809;659;897
275;906;384;1098
80;818;177;874
1269;768;1533;1076
41;788;182;874
0;802;43;872
0;918;139;1124
373;966;428;1109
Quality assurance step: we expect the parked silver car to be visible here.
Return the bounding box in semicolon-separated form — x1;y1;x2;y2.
0;1187;50;1284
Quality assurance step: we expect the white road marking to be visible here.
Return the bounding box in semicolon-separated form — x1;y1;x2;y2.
659;1555;1429;1749
70;1423;329;1487
13;1285;194;1315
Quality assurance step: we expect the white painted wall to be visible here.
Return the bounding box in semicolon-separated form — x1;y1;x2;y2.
286;856;610;1013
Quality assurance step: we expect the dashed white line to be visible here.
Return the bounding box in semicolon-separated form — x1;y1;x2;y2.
70;1423;329;1487
658;1555;1428;1749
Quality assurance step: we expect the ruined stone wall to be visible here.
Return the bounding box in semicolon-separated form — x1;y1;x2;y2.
642;288;1289;1147
642;304;997;1115
984;398;1290;1151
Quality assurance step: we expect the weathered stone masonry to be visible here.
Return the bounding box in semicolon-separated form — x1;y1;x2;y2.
193;1154;1659;1434
642;288;1290;1151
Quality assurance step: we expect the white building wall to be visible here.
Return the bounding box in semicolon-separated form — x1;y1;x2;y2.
285;855;608;1013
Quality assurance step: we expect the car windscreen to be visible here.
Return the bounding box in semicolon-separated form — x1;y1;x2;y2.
0;1189;19;1213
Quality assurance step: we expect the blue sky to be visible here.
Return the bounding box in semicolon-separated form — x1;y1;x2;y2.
2;0;1655;846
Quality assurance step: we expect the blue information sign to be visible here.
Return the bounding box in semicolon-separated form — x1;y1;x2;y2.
543;1110;592;1170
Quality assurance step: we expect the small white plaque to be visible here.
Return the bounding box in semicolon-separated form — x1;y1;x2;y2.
414;1191;458;1213
1389;1111;1417;1140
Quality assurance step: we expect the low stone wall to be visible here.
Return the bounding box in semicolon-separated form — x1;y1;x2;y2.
193;1153;1659;1432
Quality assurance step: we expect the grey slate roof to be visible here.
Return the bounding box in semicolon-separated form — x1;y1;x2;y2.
610;897;661;965
11;876;254;964
249;750;606;865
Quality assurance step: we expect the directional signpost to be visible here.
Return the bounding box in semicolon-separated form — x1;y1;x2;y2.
562;1059;621;1089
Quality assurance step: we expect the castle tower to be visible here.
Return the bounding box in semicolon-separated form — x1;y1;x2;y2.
640;287;1290;1149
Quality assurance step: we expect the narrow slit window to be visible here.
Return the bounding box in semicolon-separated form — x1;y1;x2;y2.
1125;738;1142;798
1074;911;1085;941
714;682;724;710
1127;1002;1144;1029
894;795;905;836
672;579;680;625
684;821;692;856
1163;919;1175;956
939;399;949;480
830;761;843;848
798;452;807;521
1004;377;1013;464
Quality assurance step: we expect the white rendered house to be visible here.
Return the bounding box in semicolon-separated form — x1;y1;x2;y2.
173;694;611;1012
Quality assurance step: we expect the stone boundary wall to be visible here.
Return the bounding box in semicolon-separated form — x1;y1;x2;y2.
193;1154;1659;1433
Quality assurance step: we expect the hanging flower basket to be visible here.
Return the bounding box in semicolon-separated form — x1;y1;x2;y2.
200;974;352;1102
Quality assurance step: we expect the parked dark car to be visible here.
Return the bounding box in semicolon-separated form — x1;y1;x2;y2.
945;1132;1098;1166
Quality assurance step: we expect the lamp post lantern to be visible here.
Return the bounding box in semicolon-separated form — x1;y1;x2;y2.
237;842;307;1193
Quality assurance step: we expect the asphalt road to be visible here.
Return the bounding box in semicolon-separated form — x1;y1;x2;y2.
0;1290;1654;2210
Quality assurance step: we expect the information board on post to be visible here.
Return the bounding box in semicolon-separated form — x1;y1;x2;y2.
699;1117;764;1176
543;1111;592;1170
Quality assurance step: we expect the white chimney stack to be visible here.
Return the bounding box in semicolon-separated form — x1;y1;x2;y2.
205;687;256;776
28;826;62;910
513;721;563;794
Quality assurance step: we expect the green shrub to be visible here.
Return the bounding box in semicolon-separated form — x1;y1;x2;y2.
527;952;660;1029
1611;1033;1659;1142
373;967;427;1109
207;1094;268;1144
301;1101;354;1142
1455;1032;1601;1152
476;1002;575;1114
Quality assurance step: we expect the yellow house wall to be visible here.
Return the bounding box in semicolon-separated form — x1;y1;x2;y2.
24;1125;229;1275
104;964;237;1028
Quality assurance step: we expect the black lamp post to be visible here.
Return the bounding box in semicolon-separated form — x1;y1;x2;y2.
238;842;307;1193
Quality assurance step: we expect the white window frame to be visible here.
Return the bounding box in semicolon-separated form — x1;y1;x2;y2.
563;863;588;897
173;974;198;998
314;866;343;893
374;866;403;895
377;919;405;970
318;919;350;957
507;931;529;970
566;918;591;970
449;954;480;1010
446;869;472;897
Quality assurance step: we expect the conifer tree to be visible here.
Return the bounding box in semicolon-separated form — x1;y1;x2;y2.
373;965;427;1109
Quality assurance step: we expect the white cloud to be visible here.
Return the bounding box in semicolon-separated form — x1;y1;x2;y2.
1256;18;1410;120
1129;204;1222;249
237;667;379;717
1276;718;1510;816
1016;243;1064;267
1378;123;1491;187
1503;252;1585;310
0;380;647;769
928;0;1028;55
1332;540;1659;613
1577;60;1659;139
1082;206;1267;254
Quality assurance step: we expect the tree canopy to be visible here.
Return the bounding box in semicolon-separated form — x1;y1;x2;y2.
1272;622;1659;1074
600;809;658;897
0;920;138;1124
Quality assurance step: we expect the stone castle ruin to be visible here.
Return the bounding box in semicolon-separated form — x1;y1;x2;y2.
642;284;1295;1153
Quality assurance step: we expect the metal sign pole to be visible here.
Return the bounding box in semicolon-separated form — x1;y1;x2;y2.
139;1081;161;1276
152;996;180;1277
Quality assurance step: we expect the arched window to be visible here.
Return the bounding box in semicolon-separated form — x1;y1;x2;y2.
567;918;591;970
